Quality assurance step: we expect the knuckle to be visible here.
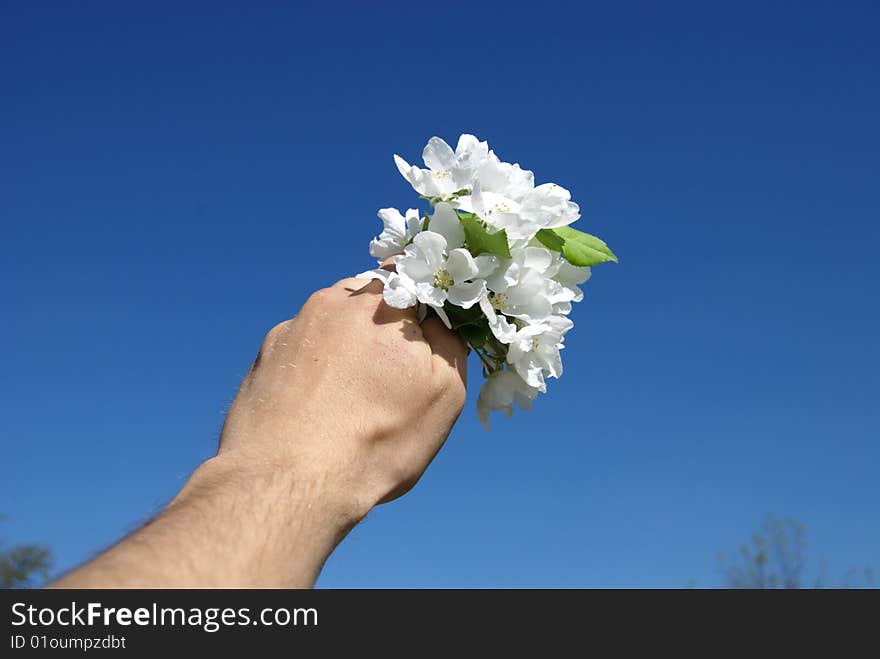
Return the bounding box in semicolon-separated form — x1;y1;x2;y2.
429;378;452;406
306;287;334;307
432;363;467;407
261;320;290;351
334;276;366;290
448;375;467;407
387;457;421;496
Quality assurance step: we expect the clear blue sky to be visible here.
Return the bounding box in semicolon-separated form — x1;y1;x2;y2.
2;1;878;587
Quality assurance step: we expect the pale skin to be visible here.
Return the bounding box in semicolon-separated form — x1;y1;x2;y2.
52;273;467;588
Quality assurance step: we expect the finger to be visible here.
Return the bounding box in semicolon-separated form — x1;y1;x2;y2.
351;273;419;324
335;256;398;294
373;296;420;325
421;316;468;384
334;276;379;294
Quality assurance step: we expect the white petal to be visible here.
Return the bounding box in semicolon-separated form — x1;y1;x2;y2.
520;183;579;229
451;194;474;213
445;248;479;282
473;254;500;279
538;315;574;345
486;259;514;292
547;314;574;334
554;262;591;302
539;345;564;379
546;279;576;307
369;208;409;260
476;191;521;219
356;268;393;284
480;295;518;343
415;281;446;307
476;151;535;200
508;370;540;409
470;184;486;216
410;231;448;271
523;182;570;204
521;246;554;273
503;163;535;200
543;201;581;229
479;294;498;321
383;274;418;308
514;360;546;391
555;261;591;286
394;154;445;197
422;137;456;171
476;369;541;430
517;323;549;341
505;269;554;319
398;253;435;284
495;213;539;241
447;279;485;309
433;305;452;329
369;238;405;260
551;301;573;315
452;134;489;186
404;208;424;238
455;133;486;158
428;202;465;249
377;207;405;234
393;154;412;180
507;339;525;364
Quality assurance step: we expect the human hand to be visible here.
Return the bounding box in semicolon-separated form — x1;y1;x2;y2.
218;272;468;514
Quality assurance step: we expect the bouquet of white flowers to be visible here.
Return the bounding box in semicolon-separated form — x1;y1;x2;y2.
359;134;617;428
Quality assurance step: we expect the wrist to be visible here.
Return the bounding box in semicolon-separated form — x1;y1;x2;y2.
197;448;371;520
167;450;372;587
196;450;371;522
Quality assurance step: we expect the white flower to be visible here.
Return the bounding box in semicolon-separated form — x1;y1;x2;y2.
477;369;540;430
483;247;563;322
518;183;580;231
359;222;497;328
547;258;592;314
482;246;591;318
394;134;489;198
467;172;580;241
362;132;614;427
485;267;556;323
476;151;535;200
505;315;573;391
369;208;423;261
552;259;591;301
469;186;532;240
354;267;417;309
396;232;488;324
424;202;465;250
455;150;534;212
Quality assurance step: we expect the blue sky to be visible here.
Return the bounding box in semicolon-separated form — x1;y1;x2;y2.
2;1;878;587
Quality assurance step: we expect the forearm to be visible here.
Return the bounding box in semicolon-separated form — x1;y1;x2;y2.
52;452;369;588
51;276;466;587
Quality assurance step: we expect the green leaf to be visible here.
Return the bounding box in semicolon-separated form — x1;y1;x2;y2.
458;323;491;348
442;303;485;330
459;216;511;258
536;227;618;266
535;229;566;252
